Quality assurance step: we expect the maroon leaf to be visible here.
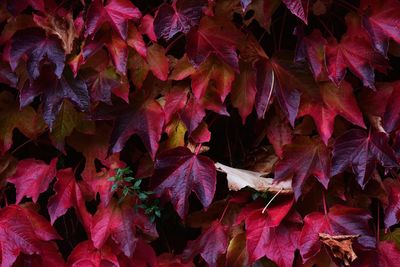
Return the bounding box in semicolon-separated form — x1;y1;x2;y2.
10;27;65;79
255;58;302;126
295;29;328;81
7;158;57;203
325;13;387;89
152;146;216;218
361;0;400;55
105;94;165;159
299;205;375;262
383;178;400;228
274;136;330;200
154;0;207;40
186;16;243;71
231;61;257;123
85;0;141;40
21;67;90;128
182;220;227;267
332;129;399;188
282;0;309;24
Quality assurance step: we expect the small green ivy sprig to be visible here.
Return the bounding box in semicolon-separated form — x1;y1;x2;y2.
108;167;161;222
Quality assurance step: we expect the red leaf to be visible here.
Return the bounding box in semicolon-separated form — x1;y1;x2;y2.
299;205;375;262
66;124;111;182
139;14;157;42
186;16;243;71
154;0;207;40
66;240;119;267
332;129;398;188
282;0;309;24
118;239;158;267
146;44;170;81
85;0;141;40
127;24;147;57
180;95;206;134
236;197;298;265
47;168;82;225
91;198;138;257
352;240;400;266
383;178;400;228
295;29;328;81
152;146;216;218
274;136;330;200
325;13;387;89
7;158;57;203
237;198;300;266
10;27;65;79
0;204;61;267
182;220;227;267
382;81;400;133
231;61;257;123
191;56;235;101
298;80;365;144
360;0;400;55
265;108;293;158
254;58;302;126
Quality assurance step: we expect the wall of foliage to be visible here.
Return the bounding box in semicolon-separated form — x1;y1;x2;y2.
1;0;400;266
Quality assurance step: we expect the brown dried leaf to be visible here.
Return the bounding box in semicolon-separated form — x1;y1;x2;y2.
319;233;360;266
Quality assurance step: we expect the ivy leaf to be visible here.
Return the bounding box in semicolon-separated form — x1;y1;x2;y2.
10;27;65;79
282;0;309;24
50;100;95;152
85;0;141;40
274;136;330;200
180;95;206;134
383;178;400;228
182;220;228;267
231;61;257;123
186;16;243;71
21;67;90;128
47;168;77;224
295;29;328;81
0;204;61;267
66;240;119;267
325;13;387;89
298;80;365;144
154;0;207;40
254;58;302;126
191;56;235;102
100;92;165;159
360;0;400;56
152;146;216;218
0;91;46;155
91;198;138;257
332;129;399;188
7;158;57;203
300;205;375;263
237;198;300;265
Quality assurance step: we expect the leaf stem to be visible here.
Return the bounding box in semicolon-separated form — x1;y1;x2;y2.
377;203;380;242
322;191;328;215
219;201;230;223
262;188;283;214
